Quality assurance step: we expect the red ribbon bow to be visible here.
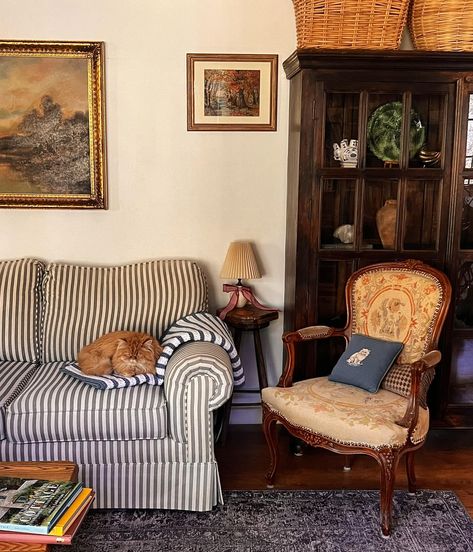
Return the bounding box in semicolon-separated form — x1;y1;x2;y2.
218;284;278;320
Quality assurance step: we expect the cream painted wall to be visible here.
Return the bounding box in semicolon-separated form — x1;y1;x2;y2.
2;1;296;422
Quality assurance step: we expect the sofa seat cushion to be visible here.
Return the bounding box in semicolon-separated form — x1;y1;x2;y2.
5;362;168;443
262;376;429;448
0;361;38;439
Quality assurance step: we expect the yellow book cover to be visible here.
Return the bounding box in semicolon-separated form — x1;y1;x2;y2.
49;488;93;536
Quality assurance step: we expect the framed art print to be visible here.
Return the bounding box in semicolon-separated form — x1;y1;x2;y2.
187;53;278;131
0;41;106;208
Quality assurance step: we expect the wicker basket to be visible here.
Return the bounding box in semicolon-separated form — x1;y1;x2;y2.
292;0;410;49
409;0;473;51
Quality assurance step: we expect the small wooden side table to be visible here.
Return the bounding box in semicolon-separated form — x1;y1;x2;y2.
217;303;278;442
0;461;78;552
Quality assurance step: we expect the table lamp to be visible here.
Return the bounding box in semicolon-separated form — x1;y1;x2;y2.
218;241;276;320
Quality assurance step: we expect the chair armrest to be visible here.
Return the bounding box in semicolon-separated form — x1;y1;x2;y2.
396;350;442;433
279;325;346;387
283;325;338;342
164;342;233;446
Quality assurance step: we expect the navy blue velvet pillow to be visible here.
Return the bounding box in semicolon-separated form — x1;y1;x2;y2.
328;334;403;393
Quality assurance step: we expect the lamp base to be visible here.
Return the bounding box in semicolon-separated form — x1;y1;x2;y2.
236;288;248;308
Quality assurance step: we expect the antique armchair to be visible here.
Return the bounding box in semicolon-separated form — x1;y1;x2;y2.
262;260;451;536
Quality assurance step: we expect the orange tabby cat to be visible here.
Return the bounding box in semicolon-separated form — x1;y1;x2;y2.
77;331;163;377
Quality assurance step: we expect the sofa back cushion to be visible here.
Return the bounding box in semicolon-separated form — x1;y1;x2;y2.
41;259;208;362
0;258;44;362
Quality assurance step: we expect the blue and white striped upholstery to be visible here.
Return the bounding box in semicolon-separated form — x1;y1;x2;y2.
159;311;244;386
5;362;168;443
41;259;208;362
60;311;242;389
0;258;44;362
0;438;221;510
0;342;233;511
0;258;235;511
164;342;233;445
0;436;187;465
0;360;38;439
61;362;162;389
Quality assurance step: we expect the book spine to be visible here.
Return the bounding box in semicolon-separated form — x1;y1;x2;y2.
44;484;83;531
0;523;49;535
0;530;72;544
48;488;92;536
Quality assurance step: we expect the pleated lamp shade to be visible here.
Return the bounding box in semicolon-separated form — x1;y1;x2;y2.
220;241;261;281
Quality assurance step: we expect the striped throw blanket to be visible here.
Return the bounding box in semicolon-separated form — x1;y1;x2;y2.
61;312;243;390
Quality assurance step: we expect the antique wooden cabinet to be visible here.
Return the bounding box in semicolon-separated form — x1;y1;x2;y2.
283;50;473;426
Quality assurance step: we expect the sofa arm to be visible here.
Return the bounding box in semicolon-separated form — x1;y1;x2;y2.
163;342;233;448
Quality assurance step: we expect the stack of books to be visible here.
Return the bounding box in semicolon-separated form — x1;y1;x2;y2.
0;476;94;545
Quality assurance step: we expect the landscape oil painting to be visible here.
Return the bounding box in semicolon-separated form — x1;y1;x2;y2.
0;41;106;208
187;54;277;131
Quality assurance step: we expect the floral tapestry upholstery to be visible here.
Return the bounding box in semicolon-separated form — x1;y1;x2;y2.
262;377;429;449
350;268;444;365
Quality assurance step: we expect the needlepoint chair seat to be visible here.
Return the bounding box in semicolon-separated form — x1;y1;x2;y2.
262;260;451;536
261;377;429;449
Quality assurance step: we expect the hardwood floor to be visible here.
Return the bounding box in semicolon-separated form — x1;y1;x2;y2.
216;424;473;516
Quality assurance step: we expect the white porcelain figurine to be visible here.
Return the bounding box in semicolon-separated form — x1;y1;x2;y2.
333;139;358;168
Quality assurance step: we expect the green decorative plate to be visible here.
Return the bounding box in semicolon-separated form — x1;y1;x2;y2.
367;101;425;163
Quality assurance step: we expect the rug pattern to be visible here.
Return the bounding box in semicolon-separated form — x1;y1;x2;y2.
52;490;473;552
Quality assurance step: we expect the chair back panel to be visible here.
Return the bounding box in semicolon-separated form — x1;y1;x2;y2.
348;262;450;364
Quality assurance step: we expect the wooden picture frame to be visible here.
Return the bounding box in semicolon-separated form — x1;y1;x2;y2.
187;53;278;131
0;41;106;209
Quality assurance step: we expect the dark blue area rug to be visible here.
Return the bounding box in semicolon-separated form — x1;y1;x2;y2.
53;490;473;552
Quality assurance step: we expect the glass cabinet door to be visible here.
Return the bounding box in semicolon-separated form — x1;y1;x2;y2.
321;87;445;253
465;94;473;169
450;91;473;416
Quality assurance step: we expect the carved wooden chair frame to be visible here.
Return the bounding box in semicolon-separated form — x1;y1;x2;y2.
262;260;452;536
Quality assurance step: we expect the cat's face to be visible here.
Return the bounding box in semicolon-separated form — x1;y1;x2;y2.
112;335;160;377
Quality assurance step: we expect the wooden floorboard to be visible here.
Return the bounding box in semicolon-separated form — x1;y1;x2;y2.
216;425;473;516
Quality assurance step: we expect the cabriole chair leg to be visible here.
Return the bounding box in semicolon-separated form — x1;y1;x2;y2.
406;451;417;494
378;450;400;537
262;409;279;488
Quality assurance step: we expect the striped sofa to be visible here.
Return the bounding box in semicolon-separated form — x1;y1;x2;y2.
0;258;234;511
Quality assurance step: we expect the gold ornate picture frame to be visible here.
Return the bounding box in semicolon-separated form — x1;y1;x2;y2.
0;41;106;209
187;53;278;131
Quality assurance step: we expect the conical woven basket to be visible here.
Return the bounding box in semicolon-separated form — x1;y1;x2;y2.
409;0;473;51
292;0;410;49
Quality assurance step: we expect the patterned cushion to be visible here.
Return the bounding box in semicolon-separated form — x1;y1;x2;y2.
41;259;208;362
381;363;435;407
0;258;44;362
350;267;444;365
5;362;168;443
262;377;429;448
0;360;38;439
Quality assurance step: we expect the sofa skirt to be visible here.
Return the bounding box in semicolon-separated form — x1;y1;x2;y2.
0;438;224;511
80;461;223;511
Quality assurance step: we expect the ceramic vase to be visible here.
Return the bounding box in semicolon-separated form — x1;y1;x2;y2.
376;199;397;248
